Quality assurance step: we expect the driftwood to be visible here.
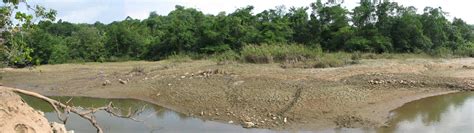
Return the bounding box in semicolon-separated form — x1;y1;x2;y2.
5;87;143;133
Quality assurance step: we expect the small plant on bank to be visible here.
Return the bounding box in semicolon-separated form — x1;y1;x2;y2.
131;65;146;74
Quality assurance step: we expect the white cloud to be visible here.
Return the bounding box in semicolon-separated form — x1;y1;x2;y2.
31;0;474;24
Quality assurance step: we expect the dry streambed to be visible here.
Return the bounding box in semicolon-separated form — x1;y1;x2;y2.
1;58;473;131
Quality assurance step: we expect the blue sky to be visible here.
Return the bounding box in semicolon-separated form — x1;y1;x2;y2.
28;0;474;24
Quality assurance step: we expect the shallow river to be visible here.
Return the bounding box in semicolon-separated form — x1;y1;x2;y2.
21;92;474;133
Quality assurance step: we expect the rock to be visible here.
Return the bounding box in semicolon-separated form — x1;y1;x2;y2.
463;65;474;69
283;117;287;123
118;79;127;84
102;80;111;86
181;76;186;79
233;81;245;86
369;79;384;85
228;121;234;124
37;110;45;116
243;116;251;122
50;122;67;133
156;93;161;97
242;122;255;128
200;111;204;116
168;83;172;86
272;117;277;120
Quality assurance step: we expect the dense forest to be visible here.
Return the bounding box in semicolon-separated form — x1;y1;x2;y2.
2;0;474;67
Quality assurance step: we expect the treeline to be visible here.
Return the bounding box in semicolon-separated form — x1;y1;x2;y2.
6;0;474;66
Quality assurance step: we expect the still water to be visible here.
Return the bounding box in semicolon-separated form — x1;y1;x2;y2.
21;92;474;133
378;92;474;133
20;96;270;133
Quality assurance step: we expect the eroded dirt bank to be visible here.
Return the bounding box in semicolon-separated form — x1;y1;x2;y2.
1;58;473;130
0;87;68;133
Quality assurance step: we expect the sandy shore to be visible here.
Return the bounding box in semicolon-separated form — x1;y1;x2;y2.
1;58;473;130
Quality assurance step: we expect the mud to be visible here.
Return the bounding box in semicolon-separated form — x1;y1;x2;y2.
0;87;68;133
1;58;473;130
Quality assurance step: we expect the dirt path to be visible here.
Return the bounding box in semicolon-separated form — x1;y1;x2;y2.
1;58;473;130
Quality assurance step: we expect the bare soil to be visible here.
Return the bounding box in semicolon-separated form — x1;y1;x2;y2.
1;58;473;130
0;87;68;133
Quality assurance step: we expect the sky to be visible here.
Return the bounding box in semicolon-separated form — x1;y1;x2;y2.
28;0;474;24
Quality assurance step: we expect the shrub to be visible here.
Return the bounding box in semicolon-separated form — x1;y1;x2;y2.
453;43;474;57
429;47;453;58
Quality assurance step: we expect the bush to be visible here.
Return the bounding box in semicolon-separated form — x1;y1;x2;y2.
429;47;453;58
241;43;322;63
453;43;474;57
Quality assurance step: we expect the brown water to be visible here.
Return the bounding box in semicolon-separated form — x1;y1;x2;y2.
377;92;474;133
21;92;474;133
21;96;270;133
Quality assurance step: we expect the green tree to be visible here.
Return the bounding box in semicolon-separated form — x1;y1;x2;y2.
105;17;151;59
287;7;311;44
255;6;293;43
421;7;449;49
1;0;56;67
311;0;351;51
391;6;432;52
68;26;106;62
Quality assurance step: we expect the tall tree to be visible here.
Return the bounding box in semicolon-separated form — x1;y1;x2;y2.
287;7;311;44
1;0;56;67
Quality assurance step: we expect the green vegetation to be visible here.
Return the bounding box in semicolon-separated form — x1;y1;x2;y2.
1;0;473;68
241;44;321;63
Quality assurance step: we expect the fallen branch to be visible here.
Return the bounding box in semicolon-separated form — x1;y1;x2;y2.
4;87;143;133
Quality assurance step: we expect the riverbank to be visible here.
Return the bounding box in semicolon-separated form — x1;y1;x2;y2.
0;87;70;133
1;58;473;130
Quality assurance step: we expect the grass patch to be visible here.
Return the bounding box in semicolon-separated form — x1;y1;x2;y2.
211;50;241;65
281;52;359;68
241;43;322;63
166;53;192;63
313;52;359;68
357;52;432;59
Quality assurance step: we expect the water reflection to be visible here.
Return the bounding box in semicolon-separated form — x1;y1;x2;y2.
21;96;270;133
379;92;474;133
20;92;474;133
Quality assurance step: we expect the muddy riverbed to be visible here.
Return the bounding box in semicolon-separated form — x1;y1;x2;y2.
1;58;473;130
18;92;474;133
